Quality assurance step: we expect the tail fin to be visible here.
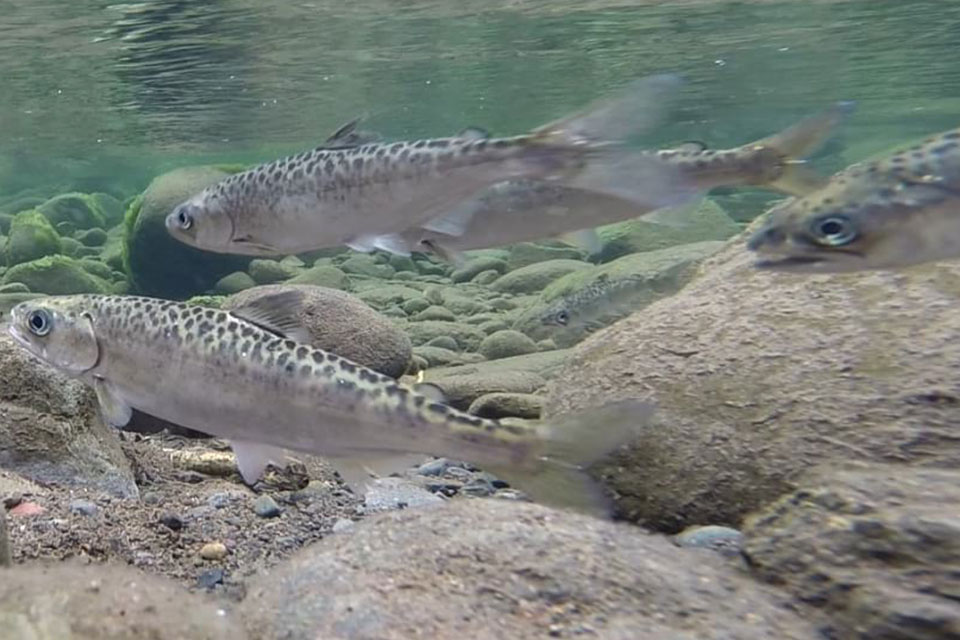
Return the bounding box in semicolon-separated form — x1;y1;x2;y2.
533;73;683;145
488;400;655;518
752;100;857;196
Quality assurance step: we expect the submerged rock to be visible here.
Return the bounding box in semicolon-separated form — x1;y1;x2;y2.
468;392;543;419
2;255;109;295
36;192;108;230
0;561;247;639
287;264;351;290
478;329;538;360
420;369;546;410
544;223;960;531
3;209;61;267
241;500;818;640
506;242;586;270
0;333;137;497
224;284;412;378
743;462;960;640
403;321;486;352
491;258;590;294
123;166;250;297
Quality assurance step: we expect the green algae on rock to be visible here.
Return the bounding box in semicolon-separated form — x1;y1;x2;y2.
36;192;108;230
2;255;109;295
3;209;61;266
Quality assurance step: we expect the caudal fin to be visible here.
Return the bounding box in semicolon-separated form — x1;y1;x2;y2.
752;100;857;196
489;399;655;518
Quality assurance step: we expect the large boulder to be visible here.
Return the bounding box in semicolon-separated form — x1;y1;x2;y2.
743;462;960;640
0;562;247;639
241;500;818;640
0;334;137;497
123;166;250;298
223;284;412;378
544;224;960;532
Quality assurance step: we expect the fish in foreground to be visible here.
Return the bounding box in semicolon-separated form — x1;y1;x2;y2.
6;292;654;516
164;74;692;257
400;101;856;259
529;274;649;345
748;128;960;272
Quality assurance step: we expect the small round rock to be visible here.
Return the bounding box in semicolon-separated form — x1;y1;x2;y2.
68;499;98;517
200;542;228;560
253;494;282;518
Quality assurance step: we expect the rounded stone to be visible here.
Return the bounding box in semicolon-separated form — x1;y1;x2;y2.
478;330;538;360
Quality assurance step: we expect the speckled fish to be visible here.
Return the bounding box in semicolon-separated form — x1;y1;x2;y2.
397;101;855;259
526;274;647;346
165;74;692;257
6;292;653;515
748;128;960;272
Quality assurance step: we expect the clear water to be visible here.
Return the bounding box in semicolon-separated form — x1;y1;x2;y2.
2;0;958;200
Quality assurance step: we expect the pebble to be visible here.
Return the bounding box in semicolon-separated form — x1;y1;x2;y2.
673;525;744;557
159;512;184;531
417;457;455;476
253;494;282;518
141;491;162;505
199;542;228;560
2;494;22;509
461;478;496;497
68;499;99;517
332;518;356;534
207;491;245;509
197;568;226;589
9;502;45;517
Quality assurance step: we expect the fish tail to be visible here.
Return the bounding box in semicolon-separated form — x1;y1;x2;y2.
488;399;655;517
750;100;857;196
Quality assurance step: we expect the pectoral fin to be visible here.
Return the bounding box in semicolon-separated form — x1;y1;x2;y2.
93;377;133;428
231;440;287;484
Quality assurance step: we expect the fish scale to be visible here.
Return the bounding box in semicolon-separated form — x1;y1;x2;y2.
7;293;653;515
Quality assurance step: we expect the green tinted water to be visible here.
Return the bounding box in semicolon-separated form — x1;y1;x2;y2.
1;0;958;199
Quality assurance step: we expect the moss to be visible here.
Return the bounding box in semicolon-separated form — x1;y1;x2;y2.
120;193;143;280
185;295;226;308
2;255;109;295
4;209;61;267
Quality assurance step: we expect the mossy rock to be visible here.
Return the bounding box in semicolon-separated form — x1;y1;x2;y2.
37;193;107;230
2;255;109;295
90;192;125;227
122;167;250;298
3;210;61;267
185;295;226;308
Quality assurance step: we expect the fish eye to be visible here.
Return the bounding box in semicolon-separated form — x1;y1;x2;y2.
176;207;193;230
27;309;52;336
811;215;857;246
555;310;570;326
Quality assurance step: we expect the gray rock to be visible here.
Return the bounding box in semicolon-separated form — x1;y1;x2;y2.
424;336;459;351
401;297;430;315
674;525;743;557
491;259;590;294
362;477;445;513
506;242;586;270
412;305;456;322
0;333;137;497
224;285;412;378
287;265;351;290
332;518;355;534
68;499;99;517
477;319;509;335
420;369;546;410
441;294;490;317
478;330;538;360
253;494;282;518
544;222;960;531
413;346;470;368
403;321;486;352
595;198;740;262
340;254;395;279
0;562;247;639
214;271;257;294
450;257;507;283
744;463;960;640
241;500;818;640
468;392;543;419
248;259;300;285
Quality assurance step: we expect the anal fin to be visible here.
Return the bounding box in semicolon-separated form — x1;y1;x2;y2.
232;440;287;484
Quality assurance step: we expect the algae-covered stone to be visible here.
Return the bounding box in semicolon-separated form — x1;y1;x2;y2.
339;254;395;279
214;271;257;295
451;256;507;283
91;191;125;226
287;265;351;290
595;198;739;262
412;346;473;368
75;227;107;247
123;167;250;297
3;209;61;266
36;192;107;230
471;269;501;285
2;255;108;295
77;258;114;281
248;258;300;285
478;330;538;360
420;369;546;410
506;242;586;270
412;305;456;322
403;321;486;352
356;284;423;310
491;259;590;295
59;236;83;258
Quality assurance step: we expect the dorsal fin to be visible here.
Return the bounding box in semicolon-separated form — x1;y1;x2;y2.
229;290;313;344
320;116;383;149
457;126;491;141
